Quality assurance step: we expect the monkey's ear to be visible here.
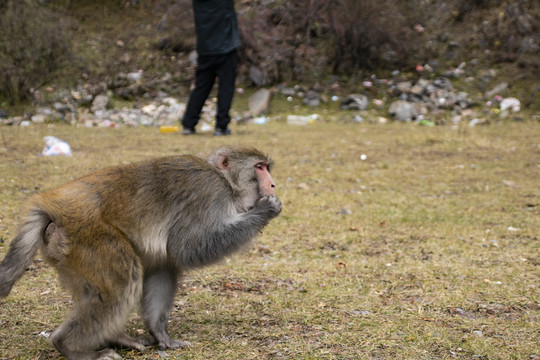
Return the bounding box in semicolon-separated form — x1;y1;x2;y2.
215;154;231;170
209;146;233;170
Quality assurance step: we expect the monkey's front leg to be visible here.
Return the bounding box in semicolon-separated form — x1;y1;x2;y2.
108;333;146;352
141;268;191;349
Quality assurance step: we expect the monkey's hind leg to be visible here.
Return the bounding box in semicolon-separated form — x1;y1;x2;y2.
49;231;144;360
141;268;191;349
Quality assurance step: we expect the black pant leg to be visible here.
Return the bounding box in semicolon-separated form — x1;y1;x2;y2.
215;50;238;130
182;55;217;130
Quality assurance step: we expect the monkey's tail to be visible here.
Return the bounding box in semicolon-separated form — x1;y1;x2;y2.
0;206;51;299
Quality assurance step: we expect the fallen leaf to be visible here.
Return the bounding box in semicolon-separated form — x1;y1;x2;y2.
223;282;245;291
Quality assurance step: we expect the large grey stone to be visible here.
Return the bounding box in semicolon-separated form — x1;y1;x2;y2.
248;88;272;116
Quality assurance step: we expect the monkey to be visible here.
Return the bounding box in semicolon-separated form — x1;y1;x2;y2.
0;146;281;360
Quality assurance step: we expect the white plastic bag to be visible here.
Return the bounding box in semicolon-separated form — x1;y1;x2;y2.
500;97;520;112
42;136;72;156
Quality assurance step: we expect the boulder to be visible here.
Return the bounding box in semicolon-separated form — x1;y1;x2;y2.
388;100;416;122
303;90;321;107
249;65;268;87
248;88;272;116
91;94;110;113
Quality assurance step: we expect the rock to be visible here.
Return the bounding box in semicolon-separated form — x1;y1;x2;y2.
437;32;449;43
249;65;268;87
127;71;143;82
113;73;131;88
388;100;417;122
410;84;424;95
119;53;131;64
91;94;110;113
141;104;157;116
396;81;413;93
31;114;47;123
520;37;539;53
340;94;368;110
443;62;466;78
115;87;136;100
31;107;65;124
163;103;186;123
3;116;22;126
87;82;108;97
161;73;173;82
278;85;296;96
451;115;462;124
433;77;453;90
53;102;74;114
303;90;320;107
455;92;472;109
0;109;8;118
248;88;272;116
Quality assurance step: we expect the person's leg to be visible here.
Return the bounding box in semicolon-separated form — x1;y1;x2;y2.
215;50;238;132
182;55;217;131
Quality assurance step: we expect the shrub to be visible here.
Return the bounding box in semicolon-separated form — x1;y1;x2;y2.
238;0;430;83
0;0;71;104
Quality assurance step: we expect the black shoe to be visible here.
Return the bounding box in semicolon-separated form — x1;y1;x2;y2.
213;128;232;136
182;128;196;135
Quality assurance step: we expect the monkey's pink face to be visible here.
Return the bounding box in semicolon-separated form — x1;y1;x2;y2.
255;162;276;197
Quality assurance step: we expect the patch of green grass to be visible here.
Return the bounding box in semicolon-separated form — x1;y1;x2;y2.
0;120;539;359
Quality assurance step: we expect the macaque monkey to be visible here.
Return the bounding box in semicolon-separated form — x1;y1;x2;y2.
0;146;281;360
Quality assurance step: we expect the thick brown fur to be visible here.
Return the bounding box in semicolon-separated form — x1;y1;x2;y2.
0;146;281;360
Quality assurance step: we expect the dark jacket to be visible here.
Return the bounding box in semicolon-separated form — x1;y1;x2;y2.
192;0;241;55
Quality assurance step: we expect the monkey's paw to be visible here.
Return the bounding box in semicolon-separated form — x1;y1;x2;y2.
159;339;192;350
257;195;282;217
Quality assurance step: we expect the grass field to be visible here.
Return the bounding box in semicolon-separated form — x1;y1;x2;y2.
0;120;538;359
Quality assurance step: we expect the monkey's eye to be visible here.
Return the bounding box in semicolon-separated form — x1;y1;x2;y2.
255;163;266;171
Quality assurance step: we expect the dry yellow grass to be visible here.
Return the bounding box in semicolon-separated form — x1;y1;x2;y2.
0;120;539;359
